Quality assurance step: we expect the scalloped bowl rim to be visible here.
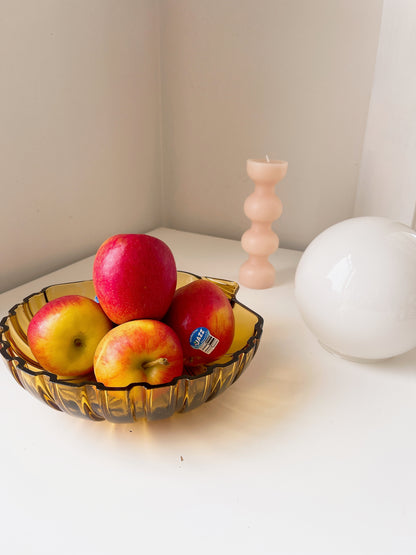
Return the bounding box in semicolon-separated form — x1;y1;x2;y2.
0;272;264;392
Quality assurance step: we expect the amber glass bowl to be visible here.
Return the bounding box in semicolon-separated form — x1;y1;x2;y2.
0;272;263;422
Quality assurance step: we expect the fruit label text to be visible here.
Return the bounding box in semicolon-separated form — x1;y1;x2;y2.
189;327;219;355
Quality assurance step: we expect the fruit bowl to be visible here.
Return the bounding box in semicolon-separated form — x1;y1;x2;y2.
0;272;263;422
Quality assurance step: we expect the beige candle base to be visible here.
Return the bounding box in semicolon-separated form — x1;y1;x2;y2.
239;158;288;289
239;257;276;289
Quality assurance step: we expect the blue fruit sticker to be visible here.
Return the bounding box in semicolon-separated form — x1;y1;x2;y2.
189;327;219;355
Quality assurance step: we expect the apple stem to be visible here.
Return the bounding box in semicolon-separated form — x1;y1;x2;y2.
143;357;169;369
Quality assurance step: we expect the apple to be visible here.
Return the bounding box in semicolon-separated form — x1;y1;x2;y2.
94;319;184;387
164;279;235;366
27;295;113;377
93;234;177;324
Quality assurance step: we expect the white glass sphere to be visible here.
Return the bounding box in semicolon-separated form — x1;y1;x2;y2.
295;217;416;361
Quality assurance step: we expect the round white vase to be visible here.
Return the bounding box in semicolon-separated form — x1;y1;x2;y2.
294;217;416;361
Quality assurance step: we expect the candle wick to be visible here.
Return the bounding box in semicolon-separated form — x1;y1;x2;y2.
266;155;270;163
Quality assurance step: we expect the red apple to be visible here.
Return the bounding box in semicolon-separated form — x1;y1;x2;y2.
164;279;235;366
27;295;113;377
94;319;183;387
93;234;177;324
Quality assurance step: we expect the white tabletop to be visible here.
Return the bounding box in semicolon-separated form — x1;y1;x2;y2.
1;228;415;555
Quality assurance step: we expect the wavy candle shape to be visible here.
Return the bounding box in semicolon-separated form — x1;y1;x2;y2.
239;158;288;289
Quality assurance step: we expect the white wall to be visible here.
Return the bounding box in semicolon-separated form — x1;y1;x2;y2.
354;0;416;228
1;1;389;293
160;0;383;249
0;0;162;293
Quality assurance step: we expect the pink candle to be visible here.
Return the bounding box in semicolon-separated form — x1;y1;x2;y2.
239;158;288;289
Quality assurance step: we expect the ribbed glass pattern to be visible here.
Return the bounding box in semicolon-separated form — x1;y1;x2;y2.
0;272;263;422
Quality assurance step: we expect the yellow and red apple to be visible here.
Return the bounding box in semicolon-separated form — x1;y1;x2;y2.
93;234;177;324
93;319;183;387
164;279;235;366
27;295;113;377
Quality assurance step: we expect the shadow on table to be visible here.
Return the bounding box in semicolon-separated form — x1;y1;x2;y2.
349;344;416;376
81;318;318;452
274;266;297;287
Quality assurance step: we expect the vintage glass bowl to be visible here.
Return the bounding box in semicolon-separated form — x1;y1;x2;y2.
0;271;263;422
